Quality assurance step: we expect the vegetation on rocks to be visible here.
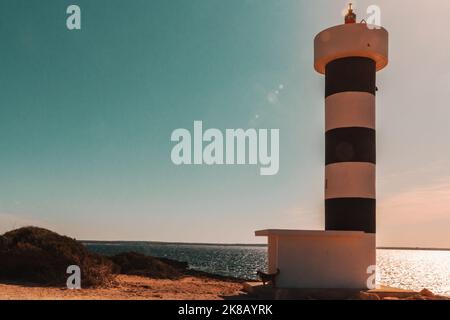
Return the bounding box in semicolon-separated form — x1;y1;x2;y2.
0;227;191;287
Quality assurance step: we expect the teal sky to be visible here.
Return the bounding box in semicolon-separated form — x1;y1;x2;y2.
1;0;450;247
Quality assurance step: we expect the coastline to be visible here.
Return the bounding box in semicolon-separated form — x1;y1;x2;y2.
1;227;449;300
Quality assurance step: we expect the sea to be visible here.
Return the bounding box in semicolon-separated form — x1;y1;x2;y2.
84;242;450;297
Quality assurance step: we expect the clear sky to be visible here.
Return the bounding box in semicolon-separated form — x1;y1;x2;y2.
0;0;449;247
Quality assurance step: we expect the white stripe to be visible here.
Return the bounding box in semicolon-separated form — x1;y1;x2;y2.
314;24;389;74
326;92;375;131
325;162;375;200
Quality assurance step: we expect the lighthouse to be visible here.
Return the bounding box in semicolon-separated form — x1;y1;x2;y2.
253;5;389;292
315;4;388;235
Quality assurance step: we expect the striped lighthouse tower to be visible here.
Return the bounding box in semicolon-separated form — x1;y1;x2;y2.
252;6;389;291
314;5;389;235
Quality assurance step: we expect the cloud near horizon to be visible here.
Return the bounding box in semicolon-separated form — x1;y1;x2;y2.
378;180;450;248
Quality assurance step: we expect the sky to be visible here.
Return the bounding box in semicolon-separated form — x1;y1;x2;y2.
0;0;449;247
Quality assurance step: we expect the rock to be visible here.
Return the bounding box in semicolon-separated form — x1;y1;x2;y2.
110;252;183;279
359;291;381;300
419;288;435;297
158;257;189;270
0;227;116;287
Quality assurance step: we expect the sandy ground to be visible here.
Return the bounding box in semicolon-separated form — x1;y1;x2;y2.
0;275;247;300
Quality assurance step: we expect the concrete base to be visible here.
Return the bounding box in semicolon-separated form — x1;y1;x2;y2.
256;230;375;289
243;282;418;300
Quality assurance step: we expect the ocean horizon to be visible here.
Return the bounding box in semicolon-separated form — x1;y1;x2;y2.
82;240;450;251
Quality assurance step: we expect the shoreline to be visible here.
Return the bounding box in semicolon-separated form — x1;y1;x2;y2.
2;227;448;300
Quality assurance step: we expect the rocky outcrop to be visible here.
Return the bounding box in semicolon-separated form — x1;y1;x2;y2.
110;252;184;279
0;227;199;288
360;288;449;300
0;227;116;287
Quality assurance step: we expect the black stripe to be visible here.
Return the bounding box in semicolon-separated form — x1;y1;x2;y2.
326;127;375;165
325;198;376;233
325;57;376;98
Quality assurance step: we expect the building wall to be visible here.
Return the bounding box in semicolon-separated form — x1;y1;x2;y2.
269;232;375;289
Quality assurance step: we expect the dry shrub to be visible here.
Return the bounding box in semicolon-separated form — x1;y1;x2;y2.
0;227;116;287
